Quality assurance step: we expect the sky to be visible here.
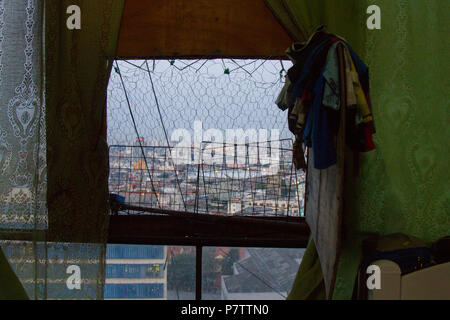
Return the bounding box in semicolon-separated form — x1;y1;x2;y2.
107;59;294;147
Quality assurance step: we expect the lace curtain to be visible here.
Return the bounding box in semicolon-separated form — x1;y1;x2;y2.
0;0;48;299
0;0;46;231
0;0;124;299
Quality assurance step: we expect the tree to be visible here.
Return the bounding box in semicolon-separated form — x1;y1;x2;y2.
202;249;221;293
167;252;195;292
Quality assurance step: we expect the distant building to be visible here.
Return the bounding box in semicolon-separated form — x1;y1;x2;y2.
160;187;183;210
230;199;301;217
105;244;167;300
227;199;242;215
133;137;145;159
235;206;276;216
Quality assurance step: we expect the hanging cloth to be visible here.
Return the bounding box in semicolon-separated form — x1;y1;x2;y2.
275;28;376;170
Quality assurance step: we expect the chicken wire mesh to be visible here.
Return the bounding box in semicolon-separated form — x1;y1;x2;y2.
107;59;306;217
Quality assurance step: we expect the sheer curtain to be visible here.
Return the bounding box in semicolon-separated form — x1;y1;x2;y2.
0;0;46;299
0;0;124;299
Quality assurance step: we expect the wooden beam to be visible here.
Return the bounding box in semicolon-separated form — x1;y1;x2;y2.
108;214;309;248
112;202;307;229
1;213;310;248
117;0;293;59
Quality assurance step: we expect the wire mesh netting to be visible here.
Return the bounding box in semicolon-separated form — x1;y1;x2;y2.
107;59;305;217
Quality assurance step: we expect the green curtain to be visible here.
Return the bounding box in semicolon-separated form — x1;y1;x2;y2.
266;0;450;299
334;0;450;300
264;0;365;51
263;1;307;42
287;238;325;300
0;249;28;300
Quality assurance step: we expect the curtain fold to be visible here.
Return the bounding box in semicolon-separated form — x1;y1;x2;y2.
287;238;325;300
42;0;124;299
0;248;28;299
45;0;124;244
263;0;307;42
264;0;365;50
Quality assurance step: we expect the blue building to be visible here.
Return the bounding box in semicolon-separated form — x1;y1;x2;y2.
105;244;167;299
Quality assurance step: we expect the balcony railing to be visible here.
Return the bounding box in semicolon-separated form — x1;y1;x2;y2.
109;139;305;218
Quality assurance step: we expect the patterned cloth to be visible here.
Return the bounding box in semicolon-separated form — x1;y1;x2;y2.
276;29;376;170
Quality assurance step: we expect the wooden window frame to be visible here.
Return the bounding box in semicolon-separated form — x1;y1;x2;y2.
106;53;310;298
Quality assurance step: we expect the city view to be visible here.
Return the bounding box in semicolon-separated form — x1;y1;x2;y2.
105;244;305;300
108;139;305;216
105;59;305;300
106;138;306;300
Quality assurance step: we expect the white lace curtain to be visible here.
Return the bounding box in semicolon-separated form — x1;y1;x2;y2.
0;0;46;231
0;0;48;299
0;0;123;299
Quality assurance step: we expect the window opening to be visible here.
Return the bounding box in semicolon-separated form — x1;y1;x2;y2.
107;59;306;218
107;59;308;300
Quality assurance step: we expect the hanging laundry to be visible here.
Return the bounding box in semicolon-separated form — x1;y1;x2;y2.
322;42;341;111
275;27;376;170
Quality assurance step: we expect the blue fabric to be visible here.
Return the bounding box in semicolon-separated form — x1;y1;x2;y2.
294;37;338;169
303;74;337;169
291;38;334;99
293;38;370;170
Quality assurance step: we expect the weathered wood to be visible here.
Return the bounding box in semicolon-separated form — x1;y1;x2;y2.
1;211;310;247
113;202;307;230
117;0;294;59
108;214;309;248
